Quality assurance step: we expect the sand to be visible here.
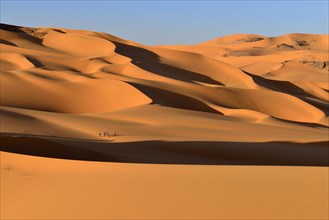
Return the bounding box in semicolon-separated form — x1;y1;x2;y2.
1;152;328;219
0;23;328;219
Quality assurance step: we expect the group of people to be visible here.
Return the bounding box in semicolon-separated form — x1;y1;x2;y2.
99;131;116;137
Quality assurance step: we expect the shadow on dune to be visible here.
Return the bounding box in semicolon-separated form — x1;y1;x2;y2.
272;117;329;129
0;39;17;46
1;133;328;166
112;41;223;86
244;70;329;116
25;56;44;68
0;23;43;44
129;83;221;114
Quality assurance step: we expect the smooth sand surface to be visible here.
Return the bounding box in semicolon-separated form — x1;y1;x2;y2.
1;23;328;219
1;152;328;219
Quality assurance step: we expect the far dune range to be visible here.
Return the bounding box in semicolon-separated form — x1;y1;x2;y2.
1;23;329;220
0;23;328;165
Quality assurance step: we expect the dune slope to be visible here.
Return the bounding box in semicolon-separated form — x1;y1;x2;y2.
1;23;329;163
0;23;328;219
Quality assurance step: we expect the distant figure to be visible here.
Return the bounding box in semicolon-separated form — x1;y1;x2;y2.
100;131;117;137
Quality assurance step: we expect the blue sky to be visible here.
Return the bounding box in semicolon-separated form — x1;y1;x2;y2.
1;1;328;45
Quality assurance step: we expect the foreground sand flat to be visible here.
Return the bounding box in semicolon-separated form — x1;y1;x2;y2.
1;152;328;219
0;23;328;219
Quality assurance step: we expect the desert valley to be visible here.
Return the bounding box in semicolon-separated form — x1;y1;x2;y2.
0;23;328;219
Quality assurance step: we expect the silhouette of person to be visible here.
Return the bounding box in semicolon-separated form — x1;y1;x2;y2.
99;133;101;137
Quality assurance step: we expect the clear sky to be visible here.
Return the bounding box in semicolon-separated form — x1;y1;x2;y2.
1;0;328;45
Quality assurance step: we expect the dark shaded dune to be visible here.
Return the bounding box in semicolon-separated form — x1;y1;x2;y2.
234;37;265;43
272;117;329;129
112;41;223;85
244;70;329;115
25;56;45;68
129;83;221;114
244;70;309;95
0;23;43;44
301;97;329;116
277;43;294;48
0;134;122;162
24;70;63;81
0;23;24;32
1;133;328;166
0;109;38;120
0;39;17;46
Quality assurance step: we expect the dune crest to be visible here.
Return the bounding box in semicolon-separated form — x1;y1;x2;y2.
1;23;329;220
0;23;328;161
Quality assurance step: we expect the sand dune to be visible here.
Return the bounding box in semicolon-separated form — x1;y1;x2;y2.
1;23;328;219
1;24;328;138
1;133;328;166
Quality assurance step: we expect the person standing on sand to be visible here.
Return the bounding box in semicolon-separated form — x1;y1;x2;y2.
99;132;102;137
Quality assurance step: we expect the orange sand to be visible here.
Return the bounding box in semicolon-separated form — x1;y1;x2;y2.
1;23;328;219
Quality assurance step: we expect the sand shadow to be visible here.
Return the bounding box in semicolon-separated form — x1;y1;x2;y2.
0;23;43;44
0;39;17;46
1;133;328;166
25;56;44;68
243;70;329;116
112;41;223;86
129;82;221;114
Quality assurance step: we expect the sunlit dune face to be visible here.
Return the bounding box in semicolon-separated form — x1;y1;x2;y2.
0;24;328;220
